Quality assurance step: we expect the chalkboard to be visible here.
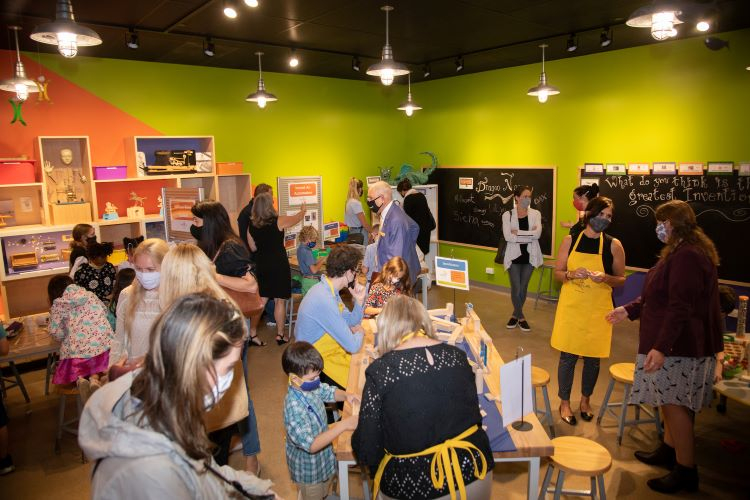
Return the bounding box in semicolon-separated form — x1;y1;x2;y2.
581;171;750;285
428;167;556;255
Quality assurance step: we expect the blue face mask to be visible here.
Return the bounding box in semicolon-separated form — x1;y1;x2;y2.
306;241;316;249
299;377;320;392
656;221;669;243
519;198;531;209
589;215;611;233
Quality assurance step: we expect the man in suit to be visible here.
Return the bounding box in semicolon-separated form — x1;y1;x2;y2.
367;181;421;286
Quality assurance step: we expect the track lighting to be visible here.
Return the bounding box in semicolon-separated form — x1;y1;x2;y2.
126;29;139;50
455;56;464;72
288;49;299;68
600;27;612;47
203;37;215;57
423;64;431;79
352;56;361;72
30;0;102;58
566;34;578;52
224;0;239;18
366;5;409;86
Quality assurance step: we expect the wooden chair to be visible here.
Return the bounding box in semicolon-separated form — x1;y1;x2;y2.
596;362;662;445
539;436;612;499
531;366;555;438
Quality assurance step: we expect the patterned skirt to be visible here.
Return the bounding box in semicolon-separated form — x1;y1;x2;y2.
52;350;110;385
631;354;715;413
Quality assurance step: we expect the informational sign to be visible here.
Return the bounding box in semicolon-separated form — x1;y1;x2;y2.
739;163;750;177
435;256;470;291
652;162;676;175
288;181;318;205
707;162;733;175
628;163;650;175
679;162;704;175
170;199;196;232
287;208;318;233
284;233;297;251
458;177;474;189
500;354;533;424
605;163;626;175
323;221;340;240
366;176;381;186
162;186;204;242
584;163;604;174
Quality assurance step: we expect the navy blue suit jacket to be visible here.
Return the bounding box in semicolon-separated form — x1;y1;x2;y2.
377;202;421;285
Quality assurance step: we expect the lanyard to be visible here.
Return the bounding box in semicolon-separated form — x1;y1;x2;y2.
291;388;324;427
324;276;345;314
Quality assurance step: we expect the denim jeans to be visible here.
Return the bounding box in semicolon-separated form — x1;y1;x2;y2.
507;263;534;318
557;351;601;400
240;320;261;456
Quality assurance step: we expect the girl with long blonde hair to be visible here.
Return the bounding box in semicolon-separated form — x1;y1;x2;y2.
345;177;373;237
364;256;412;317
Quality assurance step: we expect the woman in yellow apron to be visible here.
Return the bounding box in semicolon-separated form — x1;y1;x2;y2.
294;245;367;389
550;197;626;426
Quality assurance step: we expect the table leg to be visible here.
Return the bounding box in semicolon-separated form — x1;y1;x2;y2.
9;361;30;403
338;460;351;500
528;456;541;500
45;353;54;396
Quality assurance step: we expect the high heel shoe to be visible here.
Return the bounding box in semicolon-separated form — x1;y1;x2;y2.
248;335;267;347
275;335;289;345
559;405;577;426
579;409;594;421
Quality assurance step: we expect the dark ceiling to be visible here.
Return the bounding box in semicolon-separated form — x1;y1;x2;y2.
2;0;749;82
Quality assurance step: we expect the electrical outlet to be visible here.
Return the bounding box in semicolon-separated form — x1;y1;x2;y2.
485;267;495;275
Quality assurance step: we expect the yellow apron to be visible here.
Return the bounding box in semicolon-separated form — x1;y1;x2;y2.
373;425;487;500
312;277;352;388
550;232;614;358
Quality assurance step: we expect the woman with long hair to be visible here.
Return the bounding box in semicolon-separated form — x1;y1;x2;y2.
248;192;306;345
364;256;412;317
607;200;723;493
110;238;169;368
345;177;373;238
78;293;277;499
352;295;493;499
551;196;626;426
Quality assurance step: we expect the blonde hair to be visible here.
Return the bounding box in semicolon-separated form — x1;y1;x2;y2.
299;225;319;244
124;238;170;336
373;256;412;295
250;192;277;228
131;293;246;461
376;295;435;354
159;243;231;308
347;178;364;200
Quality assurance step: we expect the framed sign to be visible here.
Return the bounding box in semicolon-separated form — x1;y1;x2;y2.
435;256;470;291
162;186;204;242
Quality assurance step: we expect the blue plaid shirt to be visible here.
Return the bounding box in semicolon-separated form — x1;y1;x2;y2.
283;382;338;484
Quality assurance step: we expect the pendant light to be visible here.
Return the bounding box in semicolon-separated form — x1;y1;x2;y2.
527;44;559;104
245;52;277;109
366;5;409;86
626;2;683;41
0;26;39;102
30;0;102;58
397;74;422;117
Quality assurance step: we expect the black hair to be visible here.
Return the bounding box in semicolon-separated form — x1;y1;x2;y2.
190;200;240;259
86;241;114;260
397;178;412;194
282;341;324;376
111;268;136;310
325;245;362;278
718;285;738;315
48;274;74;304
583;196;614;225
254;183;273;197
574;183;599;200
123;236;144;253
513;185;533;197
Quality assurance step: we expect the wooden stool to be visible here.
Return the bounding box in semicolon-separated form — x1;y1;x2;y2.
531;366;555;438
534;264;559;308
596;362;662;445
539;436;612;500
55;385;83;457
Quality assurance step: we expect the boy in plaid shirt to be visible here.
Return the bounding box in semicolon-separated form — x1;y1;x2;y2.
282;342;359;499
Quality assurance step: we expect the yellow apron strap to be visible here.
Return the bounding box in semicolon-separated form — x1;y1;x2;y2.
399;329;426;345
372;425;487;500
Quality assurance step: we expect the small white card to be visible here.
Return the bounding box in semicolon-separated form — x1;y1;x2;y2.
584;163;604;174
739;163;750;177
652;162;676;175
628;163;651;175
679;162;704;175
458;177;474;190
707;162;734;175
605;163;626;175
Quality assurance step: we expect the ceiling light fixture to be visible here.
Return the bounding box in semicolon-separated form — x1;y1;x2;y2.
455;56;464;72
566;34;578;52
696;20;710;32
397;73;422;117
527;43;559;104
244;0;259;7
30;0;102;58
423;64;431;79
0;26;39;102
600;27;613;47
352;56;361;72
626;2;683;41
288;48;299;68
246;51;277;109
366;5;409;86
223;0;239;18
126;29;139;50
203;37;215;57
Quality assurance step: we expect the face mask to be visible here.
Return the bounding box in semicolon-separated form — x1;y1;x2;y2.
367;196;382;213
86;235;97;244
391;277;401;285
189;224;202;240
656;222;669;243
306;241;316;249
299;377;321;392
347;270;356;289
589;216;611;233
204;369;234;410
136;270;160;290
519;198;531;209
573;198;587;211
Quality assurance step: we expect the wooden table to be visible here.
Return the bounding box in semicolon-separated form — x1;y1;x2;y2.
0;322;59;402
334;317;554;500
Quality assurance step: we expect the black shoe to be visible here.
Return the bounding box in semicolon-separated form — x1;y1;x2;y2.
580;410;594;421
0;454;14;475
506;317;518;329
647;463;699;494
518;319;531;332
275;335;289;346
559;406;577;426
635;442;676;468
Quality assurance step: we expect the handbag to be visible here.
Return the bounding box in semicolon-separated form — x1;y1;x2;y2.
212;242;264;317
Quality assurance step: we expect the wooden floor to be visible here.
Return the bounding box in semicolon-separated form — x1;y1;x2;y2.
2;284;749;499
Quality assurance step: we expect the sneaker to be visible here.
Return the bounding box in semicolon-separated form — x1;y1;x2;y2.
0;454;14;475
506;317;518;329
266;321;277;327
518;319;531;332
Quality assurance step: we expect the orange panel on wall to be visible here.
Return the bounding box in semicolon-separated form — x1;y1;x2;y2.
95;179;177;218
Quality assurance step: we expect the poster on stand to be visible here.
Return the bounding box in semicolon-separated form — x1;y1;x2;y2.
323;222;340;240
435;256;470;290
288;181;318;205
163;186;204;241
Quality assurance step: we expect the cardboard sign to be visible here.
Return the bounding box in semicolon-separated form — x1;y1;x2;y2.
435;256;470;291
288;181;318;205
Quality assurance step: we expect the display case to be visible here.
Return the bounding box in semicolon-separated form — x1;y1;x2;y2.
125;136;215;177
0;226;77;279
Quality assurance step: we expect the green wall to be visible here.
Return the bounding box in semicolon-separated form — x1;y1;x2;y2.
404;28;750;287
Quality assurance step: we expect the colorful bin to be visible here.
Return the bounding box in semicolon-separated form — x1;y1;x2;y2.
93;165;128;180
0;159;36;184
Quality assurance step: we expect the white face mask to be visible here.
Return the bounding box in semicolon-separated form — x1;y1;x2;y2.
391;277;401;285
136;270;160;290
204;369;234;410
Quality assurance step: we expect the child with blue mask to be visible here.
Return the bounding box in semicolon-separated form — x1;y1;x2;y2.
296;226;326;297
282;342;359;500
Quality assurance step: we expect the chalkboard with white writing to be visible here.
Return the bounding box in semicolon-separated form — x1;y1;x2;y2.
428;167;556;255
581;171;750;284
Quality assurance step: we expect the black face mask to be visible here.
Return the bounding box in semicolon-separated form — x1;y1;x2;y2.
347;271;356;289
86;235;97;244
190;224;202;240
367;195;382;213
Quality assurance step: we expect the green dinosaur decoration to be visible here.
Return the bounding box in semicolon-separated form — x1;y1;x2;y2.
380;151;438;186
